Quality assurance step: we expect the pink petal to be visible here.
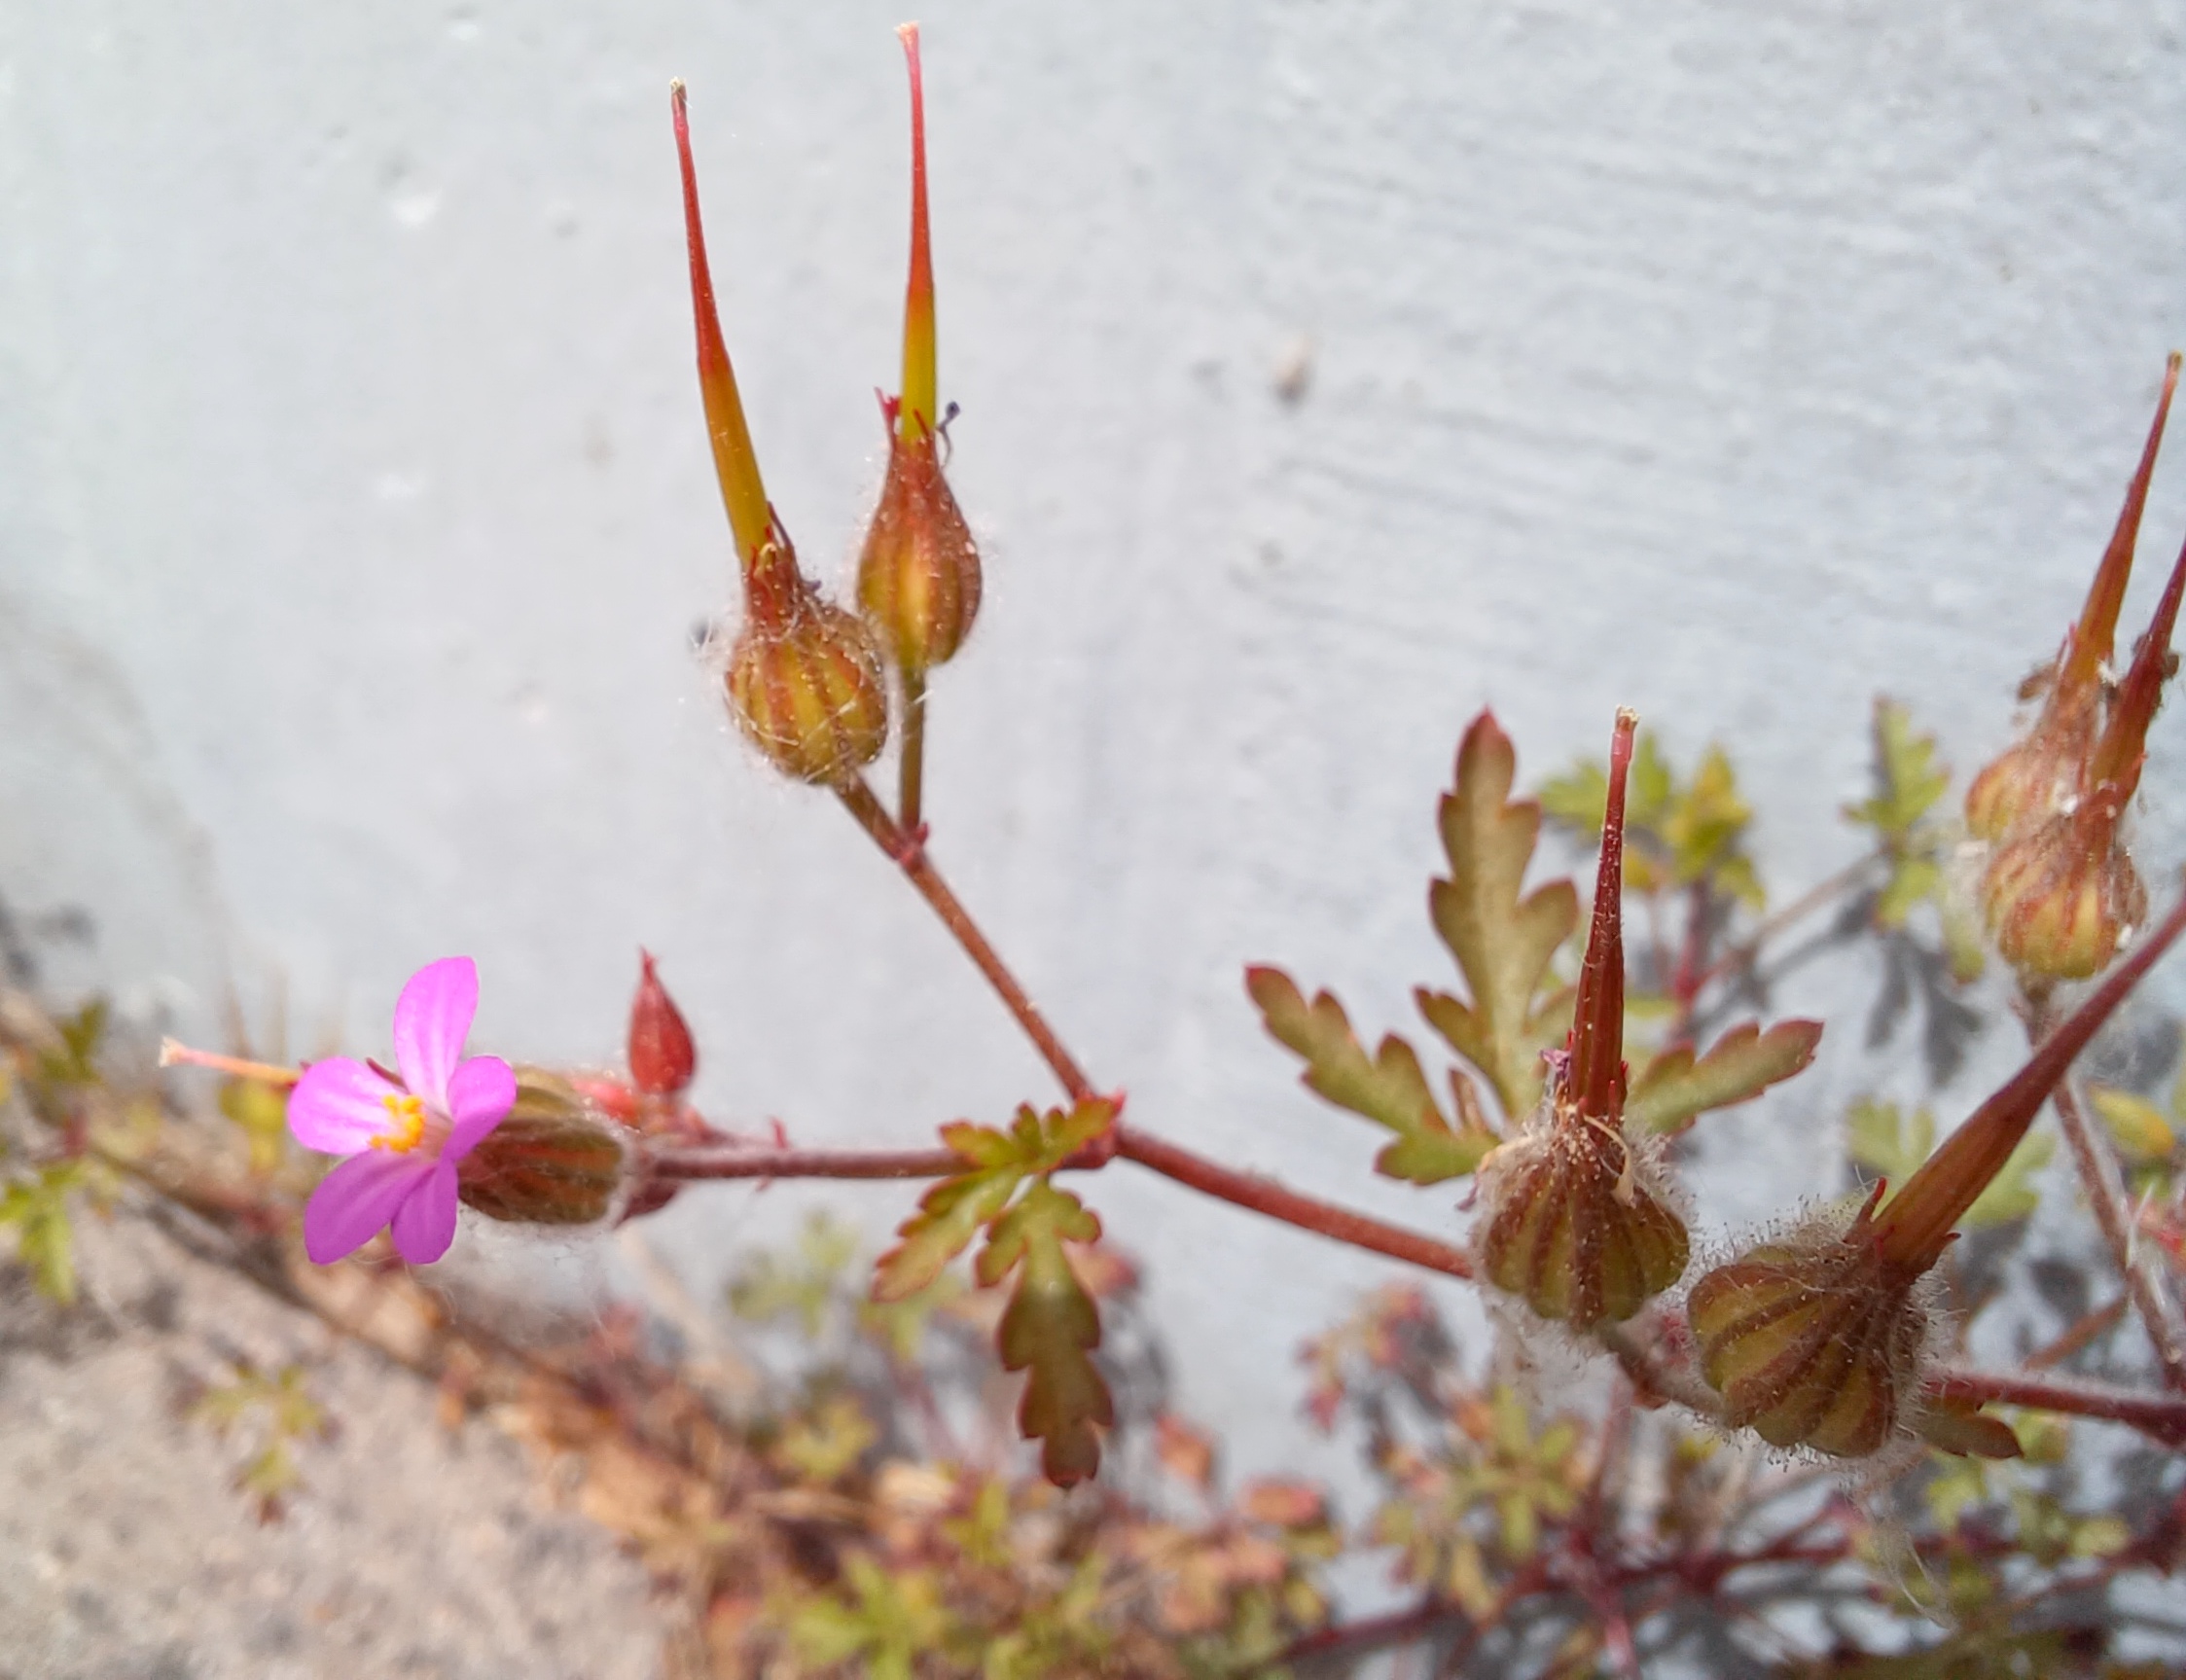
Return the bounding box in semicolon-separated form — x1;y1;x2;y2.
445;1055;517;1162
392;956;478;1113
303;1151;437;1264
288;1057;405;1155
389;1161;461;1264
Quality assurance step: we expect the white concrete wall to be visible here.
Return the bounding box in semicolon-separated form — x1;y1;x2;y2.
6;0;2186;1486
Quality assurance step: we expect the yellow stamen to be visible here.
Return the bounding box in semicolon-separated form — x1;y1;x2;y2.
375;1092;427;1155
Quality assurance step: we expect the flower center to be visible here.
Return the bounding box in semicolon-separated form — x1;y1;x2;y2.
374;1091;428;1154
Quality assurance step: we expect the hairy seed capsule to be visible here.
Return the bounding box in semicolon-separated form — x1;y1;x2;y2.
1962;697;2097;845
456;1067;627;1227
1477;1125;1690;1329
1966;357;2176;846
858;423;982;673
1980;806;2146;982
1474;708;1691;1329
725;571;891;786
1686;1215;1928;1459
1692;888;2186;1457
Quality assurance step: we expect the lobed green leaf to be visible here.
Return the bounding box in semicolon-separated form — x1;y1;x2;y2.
1626;1019;1823;1136
0;1160;85;1304
1245;967;1494;1183
1845;697;1951;845
872;1099;1115;1303
980;1180;1113;1485
1418;711;1578;1120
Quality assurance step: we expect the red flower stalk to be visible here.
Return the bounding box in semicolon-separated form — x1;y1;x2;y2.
1476;709;1690;1328
627;950;697;1098
1690;880;2186;1455
1965;354;2178;845
672;83;889;785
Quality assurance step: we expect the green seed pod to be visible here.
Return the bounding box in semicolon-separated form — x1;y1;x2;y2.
726;564;891;787
1474;708;1690;1330
1685;1218;1932;1460
1981;806;2146;983
858;423;981;675
1476;1124;1689;1329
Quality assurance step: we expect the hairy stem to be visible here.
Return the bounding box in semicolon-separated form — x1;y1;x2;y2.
651;1143;960;1182
1112;1127;1474;1279
898;664;928;835
837;776;1093;1100
1925;1364;2186;1449
2044;1058;2186;1392
833;773;1484;1280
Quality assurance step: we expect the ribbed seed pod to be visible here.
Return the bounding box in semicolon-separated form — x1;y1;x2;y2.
1962;694;2098;846
859;424;981;673
1967;357;2174;847
857;24;982;678
1980;806;2147;982
1691;885;2186;1458
1686;1219;1925;1458
1473;708;1691;1329
1477;1126;1690;1328
456;1067;628;1227
726;570;891;786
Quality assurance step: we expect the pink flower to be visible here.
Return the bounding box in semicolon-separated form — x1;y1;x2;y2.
286;956;516;1265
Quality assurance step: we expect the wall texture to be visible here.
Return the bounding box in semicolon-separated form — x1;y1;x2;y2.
5;0;2186;1489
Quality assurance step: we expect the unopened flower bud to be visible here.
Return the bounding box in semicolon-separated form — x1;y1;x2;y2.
725;561;891;785
456;1067;628;1227
627;949;697;1097
858;26;982;676
1691;885;2186;1455
1476;709;1690;1328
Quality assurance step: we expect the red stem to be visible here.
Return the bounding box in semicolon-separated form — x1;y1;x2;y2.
1113;1126;1474;1279
837;778;1094;1100
2047;1075;2186;1392
649;1144;959;1181
1925;1365;2186;1448
833;774;1480;1280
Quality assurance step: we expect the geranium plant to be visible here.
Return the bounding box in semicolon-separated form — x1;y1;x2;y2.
7;23;2186;1678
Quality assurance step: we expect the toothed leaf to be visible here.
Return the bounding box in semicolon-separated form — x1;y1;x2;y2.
1846;697;1951;844
1628;1019;1823;1136
872;1099;1115;1302
980;1180;1112;1485
1246;967;1493;1183
1417;712;1579;1119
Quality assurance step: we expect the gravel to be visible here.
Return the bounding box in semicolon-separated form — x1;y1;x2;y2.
0;1210;667;1680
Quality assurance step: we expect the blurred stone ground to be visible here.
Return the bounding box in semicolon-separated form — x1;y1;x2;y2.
0;1209;666;1680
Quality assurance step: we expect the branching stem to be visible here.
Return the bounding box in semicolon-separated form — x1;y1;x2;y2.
832;773;1480;1280
2025;994;2186;1393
